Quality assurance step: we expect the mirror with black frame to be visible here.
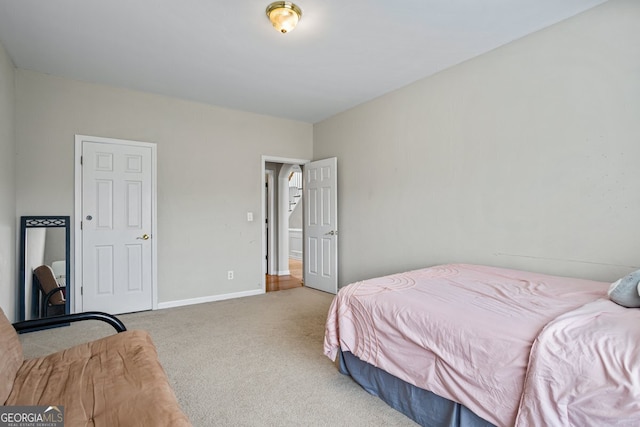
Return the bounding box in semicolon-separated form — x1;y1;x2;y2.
19;216;71;321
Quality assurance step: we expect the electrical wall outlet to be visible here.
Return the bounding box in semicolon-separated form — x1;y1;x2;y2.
227;270;234;280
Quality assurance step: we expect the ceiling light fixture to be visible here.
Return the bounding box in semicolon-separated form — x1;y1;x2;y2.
266;2;302;34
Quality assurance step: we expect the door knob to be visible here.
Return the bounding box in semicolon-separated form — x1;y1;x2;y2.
137;234;150;240
325;230;337;236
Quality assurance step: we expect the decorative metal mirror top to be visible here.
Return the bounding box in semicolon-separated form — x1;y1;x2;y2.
25;218;68;227
19;216;71;321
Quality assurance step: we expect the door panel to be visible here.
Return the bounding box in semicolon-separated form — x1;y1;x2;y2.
303;157;338;294
95;245;114;294
82;140;153;313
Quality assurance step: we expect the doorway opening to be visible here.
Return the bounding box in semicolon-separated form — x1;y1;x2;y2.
262;157;308;292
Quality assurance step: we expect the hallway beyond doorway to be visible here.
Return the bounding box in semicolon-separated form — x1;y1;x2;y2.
266;259;302;292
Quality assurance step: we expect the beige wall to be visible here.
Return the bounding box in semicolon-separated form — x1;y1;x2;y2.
15;70;312;305
0;41;15;319
5;0;639;315
314;0;640;286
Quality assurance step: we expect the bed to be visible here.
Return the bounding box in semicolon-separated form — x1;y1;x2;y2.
324;264;640;427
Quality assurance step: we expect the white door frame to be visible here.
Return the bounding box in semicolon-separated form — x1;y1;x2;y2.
74;135;158;313
265;169;276;275
261;155;309;290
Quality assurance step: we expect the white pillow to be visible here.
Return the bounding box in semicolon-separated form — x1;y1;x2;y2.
608;270;640;308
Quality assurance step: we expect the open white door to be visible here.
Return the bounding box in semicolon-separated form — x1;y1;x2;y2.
78;136;156;314
303;157;338;294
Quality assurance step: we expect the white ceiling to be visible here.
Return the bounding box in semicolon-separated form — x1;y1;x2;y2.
0;0;607;123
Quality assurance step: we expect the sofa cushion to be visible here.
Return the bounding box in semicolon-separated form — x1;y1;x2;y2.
6;329;190;426
0;307;24;404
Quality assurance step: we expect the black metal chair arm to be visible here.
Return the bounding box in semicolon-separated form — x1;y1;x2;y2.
13;311;127;334
41;286;66;317
43;286;65;306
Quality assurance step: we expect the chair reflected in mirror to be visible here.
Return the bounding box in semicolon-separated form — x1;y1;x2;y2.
19;216;71;322
33;265;66;317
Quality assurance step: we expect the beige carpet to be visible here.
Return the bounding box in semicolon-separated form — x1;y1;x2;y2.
19;287;417;426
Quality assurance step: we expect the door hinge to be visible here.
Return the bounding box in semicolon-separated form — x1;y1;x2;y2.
80;286;83;295
80;155;83;165
80;221;83;230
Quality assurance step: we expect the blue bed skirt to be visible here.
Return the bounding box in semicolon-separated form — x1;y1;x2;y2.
339;351;495;427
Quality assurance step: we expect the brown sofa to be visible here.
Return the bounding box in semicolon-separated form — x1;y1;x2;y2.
1;308;191;426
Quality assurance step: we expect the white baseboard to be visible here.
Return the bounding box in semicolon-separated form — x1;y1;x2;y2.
276;270;291;276
157;289;264;310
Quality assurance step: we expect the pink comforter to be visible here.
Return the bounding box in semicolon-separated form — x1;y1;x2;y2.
324;264;619;426
516;298;640;426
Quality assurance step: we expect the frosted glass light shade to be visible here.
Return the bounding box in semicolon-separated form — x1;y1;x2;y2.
266;2;302;34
